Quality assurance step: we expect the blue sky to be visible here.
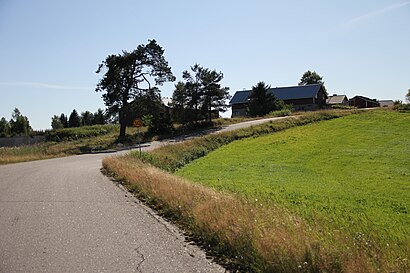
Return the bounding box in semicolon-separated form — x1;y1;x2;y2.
0;0;409;130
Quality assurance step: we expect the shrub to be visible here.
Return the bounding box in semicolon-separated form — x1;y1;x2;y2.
46;124;118;142
268;108;292;117
330;104;356;110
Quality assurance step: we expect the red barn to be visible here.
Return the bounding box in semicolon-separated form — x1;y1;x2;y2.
349;96;380;108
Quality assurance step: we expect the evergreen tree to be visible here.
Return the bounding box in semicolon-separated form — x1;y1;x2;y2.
182;64;203;123
81;111;94;126
93;109;106;125
171;82;189;124
248;82;283;117
59;113;68;128
51;115;64;130
199;68;230;122
68;109;81;128
175;64;230;123
9;108;31;136
0;117;10;137
96;40;175;141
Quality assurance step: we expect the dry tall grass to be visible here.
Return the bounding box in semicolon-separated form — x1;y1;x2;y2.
103;155;377;272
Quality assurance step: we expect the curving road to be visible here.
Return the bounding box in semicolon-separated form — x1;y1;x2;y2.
0;116;288;273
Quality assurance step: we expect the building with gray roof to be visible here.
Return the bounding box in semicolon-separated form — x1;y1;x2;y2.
327;94;349;105
229;84;327;117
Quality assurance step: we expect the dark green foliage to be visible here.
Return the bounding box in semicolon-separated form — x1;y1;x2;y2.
199;67;230;122
406;89;410;103
171;82;189;125
0;109;32;137
93;108;106;125
46;124;118;142
182;64;203;123
96;39;175;141
51;109;107;130
9;108;31;136
51;115;64;130
129;87;172;134
248;82;285;117
299;70;323;85
59;113;68;128
0;117;10;137
81;111;94;126
299;70;328;95
68;109;81;128
172;64;230;124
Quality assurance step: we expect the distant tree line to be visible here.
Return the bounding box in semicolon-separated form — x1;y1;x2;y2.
0;108;32;137
50;108;107;130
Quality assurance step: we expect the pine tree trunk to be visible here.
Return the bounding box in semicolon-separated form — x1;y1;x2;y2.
118;107;127;142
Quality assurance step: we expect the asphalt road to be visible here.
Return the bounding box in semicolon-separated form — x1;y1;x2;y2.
0;116;288;273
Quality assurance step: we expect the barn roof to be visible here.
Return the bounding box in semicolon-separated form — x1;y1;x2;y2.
229;90;252;104
230;84;324;105
327;95;348;104
350;95;378;103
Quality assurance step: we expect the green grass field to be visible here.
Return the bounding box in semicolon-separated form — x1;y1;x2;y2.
177;110;410;260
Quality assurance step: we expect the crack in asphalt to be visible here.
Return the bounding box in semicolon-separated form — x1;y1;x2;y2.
135;246;146;273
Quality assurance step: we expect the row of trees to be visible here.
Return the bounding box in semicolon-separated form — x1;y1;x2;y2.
95;40;330;140
0;108;32;137
96;40;230;140
50;109;107;129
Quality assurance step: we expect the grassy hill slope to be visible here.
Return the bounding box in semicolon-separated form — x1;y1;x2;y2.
177;110;410;263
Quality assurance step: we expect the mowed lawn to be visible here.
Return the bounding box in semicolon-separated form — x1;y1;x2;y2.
177;110;410;253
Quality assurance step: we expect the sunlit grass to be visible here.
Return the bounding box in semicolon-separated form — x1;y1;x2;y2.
103;109;397;272
177;110;410;270
103;155;354;272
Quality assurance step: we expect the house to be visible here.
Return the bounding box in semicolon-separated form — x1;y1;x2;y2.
349;96;380;108
230;84;328;117
327;94;349;106
379;100;394;107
